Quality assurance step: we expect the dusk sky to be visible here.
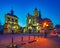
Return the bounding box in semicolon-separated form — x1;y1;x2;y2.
0;0;60;27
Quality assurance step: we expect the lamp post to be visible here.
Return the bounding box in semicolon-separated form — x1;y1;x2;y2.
12;36;14;48
10;30;14;48
9;31;18;48
28;30;30;41
34;35;35;40
43;22;48;38
21;35;23;42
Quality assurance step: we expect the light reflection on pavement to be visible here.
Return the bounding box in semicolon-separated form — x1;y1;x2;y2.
0;34;60;48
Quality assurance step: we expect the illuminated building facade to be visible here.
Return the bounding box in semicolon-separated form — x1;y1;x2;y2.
3;10;20;34
26;8;42;33
26;8;53;34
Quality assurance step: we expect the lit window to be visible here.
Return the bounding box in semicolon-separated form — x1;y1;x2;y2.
28;26;32;29
29;19;31;24
36;27;38;29
13;26;18;30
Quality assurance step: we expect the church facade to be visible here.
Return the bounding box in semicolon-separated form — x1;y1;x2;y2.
24;8;54;34
25;8;42;33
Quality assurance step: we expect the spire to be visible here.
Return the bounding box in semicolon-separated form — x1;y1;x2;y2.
34;8;39;16
11;9;14;15
35;8;37;10
28;13;30;16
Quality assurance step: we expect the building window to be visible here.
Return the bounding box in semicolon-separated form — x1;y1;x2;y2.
7;17;10;21
15;20;17;23
12;18;14;22
29;19;31;24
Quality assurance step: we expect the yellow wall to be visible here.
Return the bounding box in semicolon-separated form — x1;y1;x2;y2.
34;9;39;16
3;14;20;34
5;15;18;24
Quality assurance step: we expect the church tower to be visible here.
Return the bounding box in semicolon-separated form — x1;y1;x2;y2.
34;8;39;17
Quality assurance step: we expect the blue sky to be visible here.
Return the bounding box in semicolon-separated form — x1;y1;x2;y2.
0;0;60;27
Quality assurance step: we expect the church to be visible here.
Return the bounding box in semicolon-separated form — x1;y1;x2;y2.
24;8;54;34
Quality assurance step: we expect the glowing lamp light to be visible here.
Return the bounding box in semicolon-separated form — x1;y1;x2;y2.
44;22;46;25
46;24;48;26
43;22;48;27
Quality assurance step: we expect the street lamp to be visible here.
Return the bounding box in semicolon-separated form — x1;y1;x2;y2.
43;22;48;27
28;26;32;41
43;22;49;38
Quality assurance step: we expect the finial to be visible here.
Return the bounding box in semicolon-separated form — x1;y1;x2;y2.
28;13;30;16
11;9;14;15
35;8;37;10
39;11;41;16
